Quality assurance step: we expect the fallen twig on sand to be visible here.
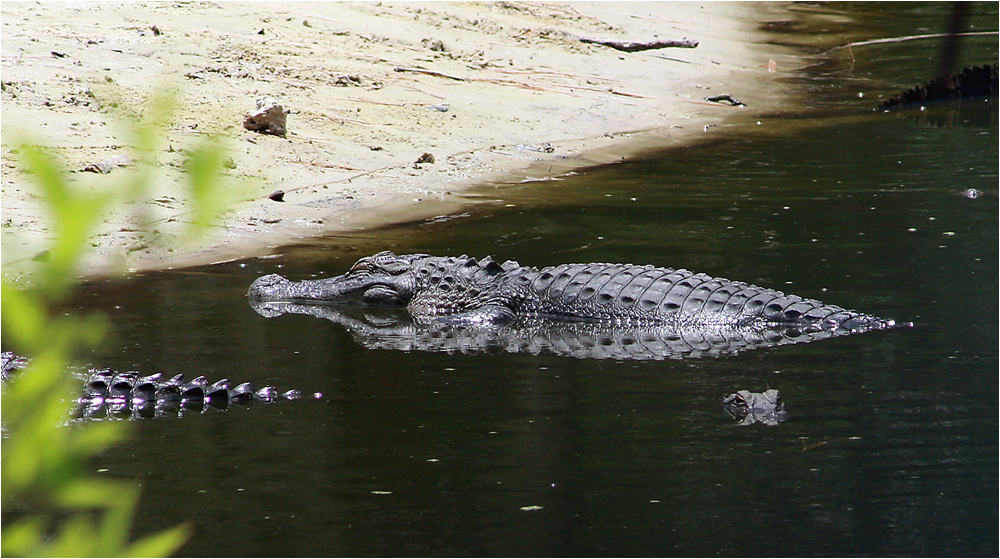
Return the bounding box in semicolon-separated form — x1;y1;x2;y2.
609;89;650;99
705;94;745;107
286;157;363;172
578;37;698;52
346;98;409;107
392;66;582;97
393;66;467;81
475;77;581;97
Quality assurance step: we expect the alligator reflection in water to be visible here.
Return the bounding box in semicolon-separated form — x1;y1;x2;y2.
250;304;795;424
251;302;876;361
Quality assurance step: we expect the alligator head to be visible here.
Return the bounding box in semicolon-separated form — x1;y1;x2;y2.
249;251;425;307
249;251;521;321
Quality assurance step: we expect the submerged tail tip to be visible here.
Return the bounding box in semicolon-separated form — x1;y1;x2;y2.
840;315;911;332
819;310;908;333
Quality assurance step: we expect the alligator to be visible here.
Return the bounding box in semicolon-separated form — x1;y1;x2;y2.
722;389;788;426
876;63;998;111
247;251;901;360
1;352;308;421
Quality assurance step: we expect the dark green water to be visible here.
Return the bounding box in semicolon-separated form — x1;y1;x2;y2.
12;4;1000;557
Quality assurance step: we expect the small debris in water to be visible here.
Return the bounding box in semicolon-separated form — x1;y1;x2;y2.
960;188;983;199
520;505;543;512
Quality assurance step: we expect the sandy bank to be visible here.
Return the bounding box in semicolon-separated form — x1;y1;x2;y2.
1;2;797;280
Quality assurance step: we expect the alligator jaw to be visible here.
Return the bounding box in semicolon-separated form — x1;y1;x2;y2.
247;273;411;307
248;273;352;303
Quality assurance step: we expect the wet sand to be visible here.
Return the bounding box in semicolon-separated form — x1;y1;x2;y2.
1;2;797;279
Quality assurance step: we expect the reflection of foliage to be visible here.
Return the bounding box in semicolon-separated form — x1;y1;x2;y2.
1;94;239;557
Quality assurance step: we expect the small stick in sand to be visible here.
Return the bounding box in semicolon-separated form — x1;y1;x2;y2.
578;37;699;52
393;67;467;81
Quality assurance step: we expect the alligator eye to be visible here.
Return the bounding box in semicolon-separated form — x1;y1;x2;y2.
361;286;405;306
349;259;372;273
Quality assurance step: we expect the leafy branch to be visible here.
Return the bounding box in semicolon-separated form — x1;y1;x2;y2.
2;90;244;557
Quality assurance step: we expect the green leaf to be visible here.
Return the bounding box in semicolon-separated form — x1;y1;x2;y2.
123;523;192;558
1;517;47;557
56;478;139;509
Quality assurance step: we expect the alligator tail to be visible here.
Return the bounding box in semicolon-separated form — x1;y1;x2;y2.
78;369;303;420
2;352;308;421
876;63;998;110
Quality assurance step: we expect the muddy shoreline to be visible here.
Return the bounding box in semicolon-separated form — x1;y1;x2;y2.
1;2;798;280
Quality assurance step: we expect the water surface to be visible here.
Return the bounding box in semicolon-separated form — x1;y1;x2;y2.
16;4;1000;557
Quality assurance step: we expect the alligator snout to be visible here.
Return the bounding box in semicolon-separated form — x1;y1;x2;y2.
247;274;292;301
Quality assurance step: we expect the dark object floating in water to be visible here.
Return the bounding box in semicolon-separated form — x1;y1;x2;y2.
876;64;998;110
722;389;788;426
